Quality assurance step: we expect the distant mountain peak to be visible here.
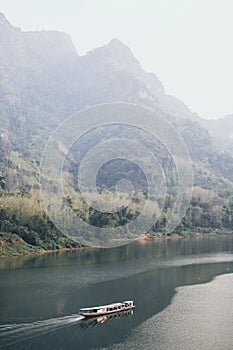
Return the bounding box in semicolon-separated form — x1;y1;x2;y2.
0;12;15;28
107;38;130;48
87;37;137;65
86;37;142;74
83;37;165;100
0;12;9;23
105;38;136;58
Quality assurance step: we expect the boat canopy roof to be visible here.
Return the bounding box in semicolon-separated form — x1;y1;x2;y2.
123;301;134;304
80;302;124;311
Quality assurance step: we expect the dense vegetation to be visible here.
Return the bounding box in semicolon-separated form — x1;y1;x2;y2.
1;12;233;255
2;115;233;254
0;150;81;256
1;134;233;255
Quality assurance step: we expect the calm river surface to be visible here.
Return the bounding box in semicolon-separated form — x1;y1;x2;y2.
0;236;233;350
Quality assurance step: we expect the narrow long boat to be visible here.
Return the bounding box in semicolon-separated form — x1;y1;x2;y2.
79;300;135;317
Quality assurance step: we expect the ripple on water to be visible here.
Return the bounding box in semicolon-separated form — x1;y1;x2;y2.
109;273;233;350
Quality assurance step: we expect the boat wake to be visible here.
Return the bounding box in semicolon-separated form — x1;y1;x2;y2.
0;314;84;348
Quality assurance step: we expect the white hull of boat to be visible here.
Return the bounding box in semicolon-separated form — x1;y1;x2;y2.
79;301;135;318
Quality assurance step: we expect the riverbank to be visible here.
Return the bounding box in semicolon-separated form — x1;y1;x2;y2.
138;233;183;241
1;230;233;258
0;231;94;258
139;228;233;241
0;233;184;258
0;246;102;259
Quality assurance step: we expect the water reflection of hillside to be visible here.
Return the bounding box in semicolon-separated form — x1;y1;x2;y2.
1;236;233;270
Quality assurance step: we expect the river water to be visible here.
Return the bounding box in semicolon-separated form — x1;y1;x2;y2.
0;236;233;349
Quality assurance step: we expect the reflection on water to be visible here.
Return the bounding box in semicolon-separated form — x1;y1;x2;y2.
0;235;233;270
110;274;233;350
0;236;233;349
80;310;134;330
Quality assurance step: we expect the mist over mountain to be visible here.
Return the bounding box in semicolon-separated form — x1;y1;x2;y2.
199;115;233;152
1;12;233;252
0;12;202;155
0;12;232;176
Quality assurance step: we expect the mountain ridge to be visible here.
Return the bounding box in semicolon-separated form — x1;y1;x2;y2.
1;13;233;253
0;12;232;181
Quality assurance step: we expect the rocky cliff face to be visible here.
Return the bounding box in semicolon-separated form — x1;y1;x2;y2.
0;12;198;140
0;11;232;182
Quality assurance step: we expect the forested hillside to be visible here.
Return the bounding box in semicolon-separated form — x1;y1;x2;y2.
1;12;233;255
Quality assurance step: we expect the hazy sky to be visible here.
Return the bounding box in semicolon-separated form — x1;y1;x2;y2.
0;0;233;119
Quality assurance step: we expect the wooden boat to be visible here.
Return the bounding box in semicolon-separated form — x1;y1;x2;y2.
79;309;134;329
79;300;135;317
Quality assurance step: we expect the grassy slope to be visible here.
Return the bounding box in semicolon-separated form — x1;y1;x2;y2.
0;232;41;256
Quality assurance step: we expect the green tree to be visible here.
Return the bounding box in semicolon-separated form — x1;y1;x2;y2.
0;175;5;189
